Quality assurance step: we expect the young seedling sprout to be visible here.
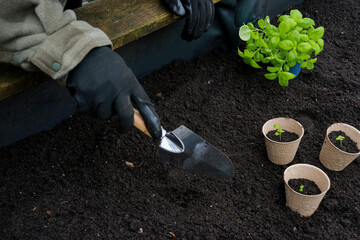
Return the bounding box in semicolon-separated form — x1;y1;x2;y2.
336;135;345;147
299;184;304;192
273;124;285;141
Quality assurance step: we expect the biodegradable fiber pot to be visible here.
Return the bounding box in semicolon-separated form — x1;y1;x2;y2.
284;164;330;218
319;123;360;171
262;117;304;165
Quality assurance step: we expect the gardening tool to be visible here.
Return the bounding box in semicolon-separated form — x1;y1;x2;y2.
133;110;234;178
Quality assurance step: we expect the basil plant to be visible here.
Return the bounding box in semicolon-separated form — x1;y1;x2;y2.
238;9;324;86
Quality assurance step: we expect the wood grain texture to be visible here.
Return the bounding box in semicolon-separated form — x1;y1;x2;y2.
0;0;220;101
0;64;48;101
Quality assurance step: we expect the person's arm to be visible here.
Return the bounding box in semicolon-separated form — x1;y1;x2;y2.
0;0;162;139
0;0;111;79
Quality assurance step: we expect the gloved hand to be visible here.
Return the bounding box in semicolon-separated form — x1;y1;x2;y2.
66;46;162;139
163;0;215;41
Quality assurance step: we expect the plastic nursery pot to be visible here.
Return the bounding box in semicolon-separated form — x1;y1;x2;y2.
262;117;304;165
284;164;330;218
289;62;301;78
319;123;360;171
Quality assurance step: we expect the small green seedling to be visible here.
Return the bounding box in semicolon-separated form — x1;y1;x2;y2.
299;184;304;192
336;135;345;147
274;124;285;141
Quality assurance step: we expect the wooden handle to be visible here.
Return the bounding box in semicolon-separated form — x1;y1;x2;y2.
133;109;152;138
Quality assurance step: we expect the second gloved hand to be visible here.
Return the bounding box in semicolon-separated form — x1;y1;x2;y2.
163;0;215;41
66;46;162;139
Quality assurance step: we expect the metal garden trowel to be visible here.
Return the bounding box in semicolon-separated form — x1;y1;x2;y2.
133;110;235;178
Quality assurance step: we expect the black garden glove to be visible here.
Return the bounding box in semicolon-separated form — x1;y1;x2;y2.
163;0;215;41
66;46;162;139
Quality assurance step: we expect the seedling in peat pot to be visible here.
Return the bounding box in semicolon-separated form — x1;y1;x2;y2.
274;124;285;141
336;135;345;147
299;184;304;192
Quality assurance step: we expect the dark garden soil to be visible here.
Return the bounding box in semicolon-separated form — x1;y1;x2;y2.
288;178;321;195
328;131;360;153
1;0;360;239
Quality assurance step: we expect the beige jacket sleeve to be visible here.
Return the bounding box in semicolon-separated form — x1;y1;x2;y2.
0;0;112;79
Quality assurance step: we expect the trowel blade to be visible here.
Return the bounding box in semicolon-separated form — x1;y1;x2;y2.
157;125;235;178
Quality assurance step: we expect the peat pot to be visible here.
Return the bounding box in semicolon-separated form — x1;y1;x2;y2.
262;117;304;165
319;123;360;171
284;164;331;217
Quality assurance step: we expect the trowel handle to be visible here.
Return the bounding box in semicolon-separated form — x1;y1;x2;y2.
133;108;152;138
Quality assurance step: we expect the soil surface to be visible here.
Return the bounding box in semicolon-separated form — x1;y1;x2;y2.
288;178;321;195
328;131;360;153
267;130;299;142
1;0;360;239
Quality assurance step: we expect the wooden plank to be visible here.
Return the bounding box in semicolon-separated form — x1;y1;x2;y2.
75;0;180;49
0;0;220;102
0;64;48;102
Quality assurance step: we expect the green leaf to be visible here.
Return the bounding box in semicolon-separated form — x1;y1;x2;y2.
244;49;254;58
298;18;315;28
295;26;303;32
265;24;278;36
258;38;269;48
250;31;259;40
318;39;324;48
269;36;280;48
272;58;285;65
265;16;271;24
279;20;291;34
283;64;290;72
249;59;262;69
267;66;280;73
309;26;325;41
279;72;296;81
290;9;303;19
277;51;287;59
309;58;317;64
262;58;270;64
286;18;297;27
273;124;280;129
247;22;255;30
247;43;257;50
258;19;265;29
278;75;289;87
237;49;246;58
274;57;285;64
314;44;321;56
287;61;297;67
300;34;309;41
287;30;301;43
278;15;290;22
243;58;251;65
279;40;294;50
306;61;314;69
278;72;295;86
286;49;297;63
297;42;312;52
255;52;264;61
262;48;273;54
239;25;252;41
298;53;311;61
307;26;315;36
309;40;317;49
265;73;278;80
300;61;308;68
